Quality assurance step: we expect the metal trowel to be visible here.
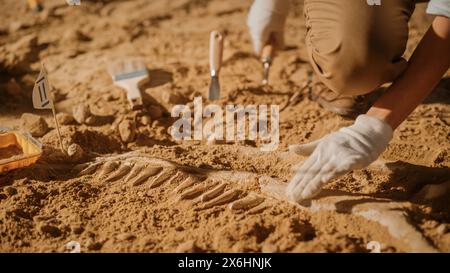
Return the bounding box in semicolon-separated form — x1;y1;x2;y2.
208;30;224;100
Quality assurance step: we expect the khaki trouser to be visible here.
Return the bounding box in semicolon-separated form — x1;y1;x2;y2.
304;0;422;96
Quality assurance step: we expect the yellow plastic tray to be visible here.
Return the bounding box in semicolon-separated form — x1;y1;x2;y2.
0;128;42;174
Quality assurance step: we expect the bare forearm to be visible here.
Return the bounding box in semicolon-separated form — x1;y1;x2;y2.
367;16;450;129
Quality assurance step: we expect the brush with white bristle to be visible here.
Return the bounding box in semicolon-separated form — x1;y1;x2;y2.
108;58;148;110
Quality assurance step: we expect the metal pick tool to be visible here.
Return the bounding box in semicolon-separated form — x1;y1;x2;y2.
261;35;276;86
208;30;224;100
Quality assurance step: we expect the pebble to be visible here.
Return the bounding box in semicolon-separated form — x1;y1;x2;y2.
56;112;74;125
72;104;91;124
20;113;49;137
148;105;163;120
67;143;84;161
118;120;136;143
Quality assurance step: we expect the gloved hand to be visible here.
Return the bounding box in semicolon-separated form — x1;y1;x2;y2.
247;0;290;54
286;115;393;202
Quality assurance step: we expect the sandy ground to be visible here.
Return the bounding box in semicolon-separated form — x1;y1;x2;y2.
0;0;449;253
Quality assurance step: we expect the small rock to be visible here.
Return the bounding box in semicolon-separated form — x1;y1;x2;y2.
20;113;49;137
116;233;136;241
148;105;163;120
38;223;62;237
176;240;201;253
56;112;74;125
72;104;91;124
118;120;136;143
139;115;152;126
3;186;17;197
437;224;447;235
67;143;84;161
162;91;186;105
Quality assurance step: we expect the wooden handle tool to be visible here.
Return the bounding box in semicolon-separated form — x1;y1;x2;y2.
208;30;224;100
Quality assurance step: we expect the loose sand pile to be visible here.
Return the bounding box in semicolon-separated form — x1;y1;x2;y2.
0;0;449;252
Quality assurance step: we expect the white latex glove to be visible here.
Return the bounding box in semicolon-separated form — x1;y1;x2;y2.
286;115;393;202
247;0;290;54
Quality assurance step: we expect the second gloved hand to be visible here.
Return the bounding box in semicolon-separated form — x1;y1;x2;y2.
247;0;290;54
286;115;393;202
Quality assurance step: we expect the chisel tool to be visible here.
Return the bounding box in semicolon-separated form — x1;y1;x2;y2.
261;34;276;86
208;30;224;100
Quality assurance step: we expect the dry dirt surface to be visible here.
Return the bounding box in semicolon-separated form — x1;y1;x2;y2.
0;0;449;253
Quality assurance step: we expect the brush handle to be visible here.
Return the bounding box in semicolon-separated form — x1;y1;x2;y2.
116;80;143;110
209;31;223;76
261;33;276;62
126;85;143;110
